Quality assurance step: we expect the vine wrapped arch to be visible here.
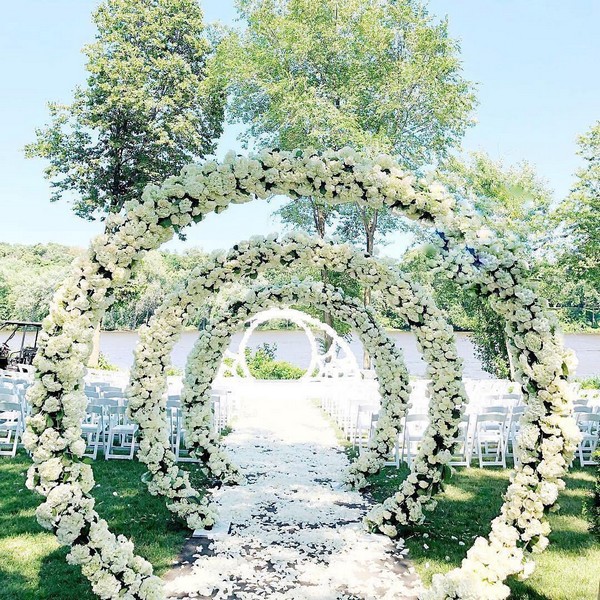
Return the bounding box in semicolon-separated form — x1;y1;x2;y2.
24;147;580;600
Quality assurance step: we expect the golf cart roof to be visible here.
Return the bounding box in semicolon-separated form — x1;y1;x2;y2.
2;321;43;329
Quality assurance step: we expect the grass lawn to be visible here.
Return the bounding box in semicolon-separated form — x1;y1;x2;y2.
0;453;200;600
1;451;597;600
368;465;599;600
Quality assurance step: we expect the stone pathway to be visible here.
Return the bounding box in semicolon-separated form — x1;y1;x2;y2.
164;393;422;600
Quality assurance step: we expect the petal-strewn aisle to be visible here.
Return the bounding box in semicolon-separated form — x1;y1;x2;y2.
164;388;423;600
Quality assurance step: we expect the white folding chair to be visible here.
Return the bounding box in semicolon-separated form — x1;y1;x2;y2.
449;415;472;466
577;412;599;466
82;406;104;460
0;400;23;457
353;404;377;449
105;406;137;460
401;414;429;467
473;412;507;468
506;406;525;461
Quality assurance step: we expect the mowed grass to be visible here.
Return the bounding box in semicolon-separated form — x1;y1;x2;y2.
0;453;201;600
368;465;599;600
1;450;598;600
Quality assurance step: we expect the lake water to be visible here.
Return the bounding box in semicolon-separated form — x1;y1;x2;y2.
3;328;598;379
95;330;600;379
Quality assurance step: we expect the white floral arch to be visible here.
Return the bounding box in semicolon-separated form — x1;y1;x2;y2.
180;280;409;487
127;232;466;531
24;148;580;599
219;307;360;380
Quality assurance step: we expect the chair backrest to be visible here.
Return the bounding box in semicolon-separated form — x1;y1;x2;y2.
106;405;130;422
84;406;104;421
482;405;509;415
100;385;124;394
0;390;18;402
93;398;119;408
578;412;600;424
574;405;591;414
477;412;507;424
573;398;589;406
0;401;22;418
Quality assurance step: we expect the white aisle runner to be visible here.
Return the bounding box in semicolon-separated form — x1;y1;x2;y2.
164;392;423;600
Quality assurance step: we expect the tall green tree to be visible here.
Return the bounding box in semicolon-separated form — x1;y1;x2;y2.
441;152;554;252
433;153;554;378
557;121;600;286
25;0;225;221
223;0;476;362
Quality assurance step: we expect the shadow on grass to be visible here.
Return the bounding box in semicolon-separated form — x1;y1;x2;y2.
367;463;597;599
0;453;200;599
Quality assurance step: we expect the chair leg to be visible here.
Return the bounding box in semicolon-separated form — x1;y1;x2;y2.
106;430;113;460
128;432;136;460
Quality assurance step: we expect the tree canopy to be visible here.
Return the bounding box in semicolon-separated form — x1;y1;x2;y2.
225;0;476;166
558;121;600;285
25;0;225;221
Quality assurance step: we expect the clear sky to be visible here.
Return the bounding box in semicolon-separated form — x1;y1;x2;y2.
0;0;598;257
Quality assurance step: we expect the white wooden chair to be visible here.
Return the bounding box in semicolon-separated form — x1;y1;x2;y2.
82;405;104;460
104;405;137;460
506;406;525;462
449;415;472;466
577;412;599;466
0;400;23;457
401;414;429;467
473;412;507;468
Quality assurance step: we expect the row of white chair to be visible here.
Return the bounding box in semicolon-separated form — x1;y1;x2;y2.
312;377;599;469
0;381;238;460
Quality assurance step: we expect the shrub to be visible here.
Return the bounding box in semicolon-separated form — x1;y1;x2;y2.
579;376;600;389
245;343;305;380
97;352;119;371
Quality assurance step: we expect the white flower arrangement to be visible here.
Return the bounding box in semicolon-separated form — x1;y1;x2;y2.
181;278;409;480
128;232;467;533
24;147;579;599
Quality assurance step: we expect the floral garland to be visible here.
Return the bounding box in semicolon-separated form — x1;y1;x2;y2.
128;232;466;532
181;279;408;460
24;146;579;599
415;218;581;599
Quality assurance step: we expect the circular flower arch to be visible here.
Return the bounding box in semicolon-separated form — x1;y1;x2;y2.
127;232;466;532
24;148;580;599
229;307;360;380
180;279;409;487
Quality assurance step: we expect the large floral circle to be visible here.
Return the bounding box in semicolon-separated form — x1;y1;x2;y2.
127;232;467;531
24;147;580;599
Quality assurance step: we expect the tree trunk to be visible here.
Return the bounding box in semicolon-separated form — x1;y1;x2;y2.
311;197;334;351
362;214;376;370
88;323;101;368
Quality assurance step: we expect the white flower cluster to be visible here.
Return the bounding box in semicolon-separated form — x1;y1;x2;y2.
182;279;408;475
26;146;578;599
129;232;466;533
23;257;166;599
415;216;582;597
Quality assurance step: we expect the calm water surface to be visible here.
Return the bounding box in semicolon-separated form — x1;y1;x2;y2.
94;330;600;379
3;329;598;378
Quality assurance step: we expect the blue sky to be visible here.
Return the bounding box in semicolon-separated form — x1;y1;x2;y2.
0;0;598;256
